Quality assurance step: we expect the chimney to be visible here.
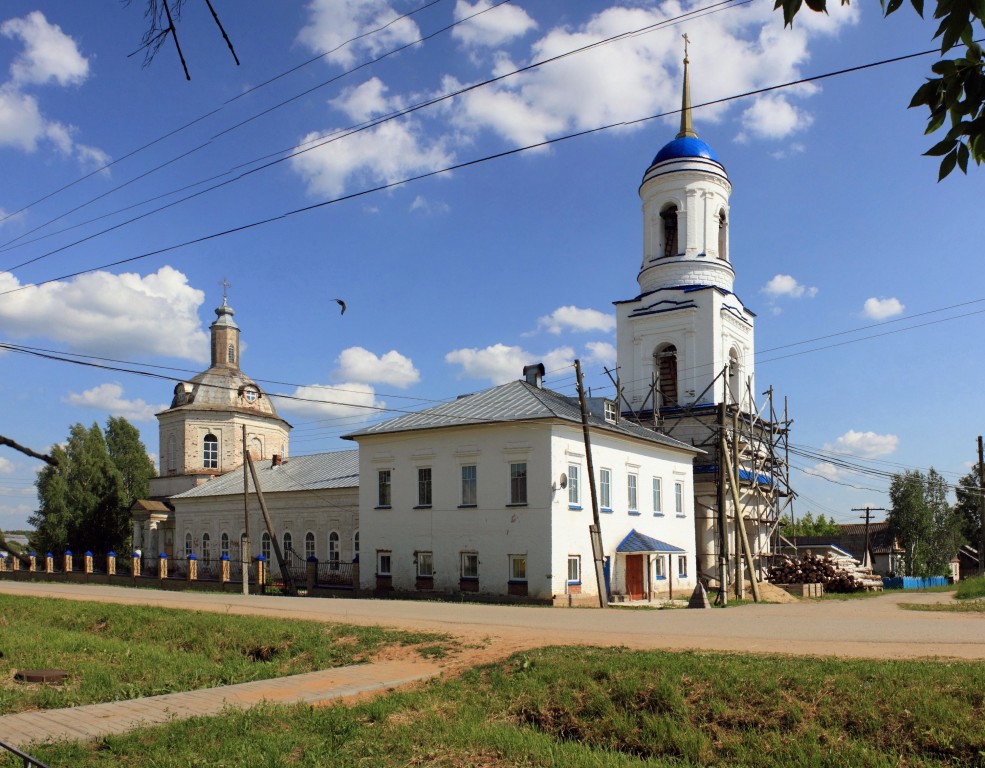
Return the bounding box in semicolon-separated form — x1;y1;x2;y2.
523;363;545;389
272;454;282;467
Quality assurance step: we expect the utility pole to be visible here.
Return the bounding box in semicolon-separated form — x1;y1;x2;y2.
246;451;295;596
715;404;729;606
241;425;251;596
978;436;984;575
575;360;607;609
851;506;886;570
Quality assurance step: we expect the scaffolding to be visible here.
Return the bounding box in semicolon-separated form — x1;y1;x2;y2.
606;366;795;602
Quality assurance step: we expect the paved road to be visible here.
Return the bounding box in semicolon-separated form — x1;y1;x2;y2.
1;580;983;660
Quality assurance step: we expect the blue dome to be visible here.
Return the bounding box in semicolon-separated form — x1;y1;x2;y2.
651;136;720;165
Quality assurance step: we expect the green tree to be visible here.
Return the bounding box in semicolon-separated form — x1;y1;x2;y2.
775;0;984;180
31;418;154;558
954;462;983;546
888;468;963;576
780;511;841;537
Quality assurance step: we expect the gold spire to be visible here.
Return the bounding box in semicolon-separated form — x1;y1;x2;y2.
676;33;697;139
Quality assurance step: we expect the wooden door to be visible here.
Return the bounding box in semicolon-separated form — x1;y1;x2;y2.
625;555;645;600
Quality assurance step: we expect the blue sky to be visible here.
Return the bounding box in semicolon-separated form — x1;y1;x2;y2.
0;0;981;531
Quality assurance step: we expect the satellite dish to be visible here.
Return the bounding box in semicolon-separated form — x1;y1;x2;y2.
558;472;568;489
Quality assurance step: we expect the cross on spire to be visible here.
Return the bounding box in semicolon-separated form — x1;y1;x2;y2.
220;277;232;301
676;34;697;140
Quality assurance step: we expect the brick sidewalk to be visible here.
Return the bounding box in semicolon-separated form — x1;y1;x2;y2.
0;660;440;750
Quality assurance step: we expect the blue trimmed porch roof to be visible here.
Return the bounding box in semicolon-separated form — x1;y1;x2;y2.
616;529;685;554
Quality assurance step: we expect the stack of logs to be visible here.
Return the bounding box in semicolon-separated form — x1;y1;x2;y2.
767;551;883;593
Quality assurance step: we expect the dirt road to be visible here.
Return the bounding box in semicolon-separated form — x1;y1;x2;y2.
1;581;982;665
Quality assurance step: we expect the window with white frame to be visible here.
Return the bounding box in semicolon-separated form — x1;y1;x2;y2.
417;467;432;506
510;462;527;504
261;532;271;561
628;473;638;511
378;469;391;507
509;554;527;582
305;531;316;560
567;555;581;583
675;481;685;515
201;532;211;562
652;477;663;514
221;532;229;558
377;550;391;576
568;464;580;505
604;400;617;423
184;532;192;558
329;531;340;569
461;465;477;506
654;555;665;578
283;531;293;553
203;433;218;469
461;552;478;579
599;468;611;509
678;555;687;577
417;551;434;578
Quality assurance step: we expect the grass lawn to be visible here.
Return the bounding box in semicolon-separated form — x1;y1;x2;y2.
899;576;985;613
10;646;985;768
0;593;454;714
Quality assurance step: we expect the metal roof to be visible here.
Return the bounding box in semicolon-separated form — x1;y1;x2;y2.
616;529;686;554
344;379;700;454
172;450;359;499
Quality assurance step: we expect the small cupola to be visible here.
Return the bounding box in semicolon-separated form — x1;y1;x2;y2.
210;296;240;369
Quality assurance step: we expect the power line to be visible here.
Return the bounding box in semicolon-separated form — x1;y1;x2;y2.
0;42;949;297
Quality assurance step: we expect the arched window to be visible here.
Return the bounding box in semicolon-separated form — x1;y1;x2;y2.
305;531;316;559
661;205;678;258
728;347;741;404
202;532;211;563
718;209;728;261
184;532;193;558
221;532;230;558
250;437;262;460
283;531;293;553
353;530;359;561
167;436;176;472
261;532;271;561
329;531;340;571
655;344;678;407
227;343;235;364
203;433;218;469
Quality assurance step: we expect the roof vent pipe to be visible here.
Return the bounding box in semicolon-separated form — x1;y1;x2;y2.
523;363;545;389
272;454;282;467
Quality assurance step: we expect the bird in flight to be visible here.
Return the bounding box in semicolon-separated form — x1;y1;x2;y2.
333;298;346;315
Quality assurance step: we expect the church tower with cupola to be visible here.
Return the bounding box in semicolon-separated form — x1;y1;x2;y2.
616;49;755;414
148;295;292;500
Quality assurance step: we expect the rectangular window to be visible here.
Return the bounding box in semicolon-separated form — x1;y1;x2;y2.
599;468;611;509
568;464;580;505
675;481;685;516
510;462;528;504
678;555;687;578
417;551;434;578
461;552;478;579
461;465;477;506
377;551;391;576
509;554;527;582
417;467;432;506
627;473;638;511
652;477;663;514
567;555;581;583
377;469;391;507
654;555;665;578
604;400;617;423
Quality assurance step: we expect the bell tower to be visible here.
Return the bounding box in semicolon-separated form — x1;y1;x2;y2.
616;44;754;413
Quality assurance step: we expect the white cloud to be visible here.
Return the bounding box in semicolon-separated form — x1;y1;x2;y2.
762;274;817;299
825;430;899;459
584;341;616;367
64;383;165;422
863;297;904;320
810;461;844;482
537;305;616;335
1;11;89;86
738;94;813;140
0;84;45;151
451;0;537;48
291;119;453;198
331;77;392;122
0;457;14;474
445;343;573;385
335;347;420;388
0;266;209;361
297;0;421;68
409;195;450;215
276;382;383;422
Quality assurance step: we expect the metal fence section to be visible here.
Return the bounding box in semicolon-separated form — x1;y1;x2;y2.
317;560;354;588
0;738;50;768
